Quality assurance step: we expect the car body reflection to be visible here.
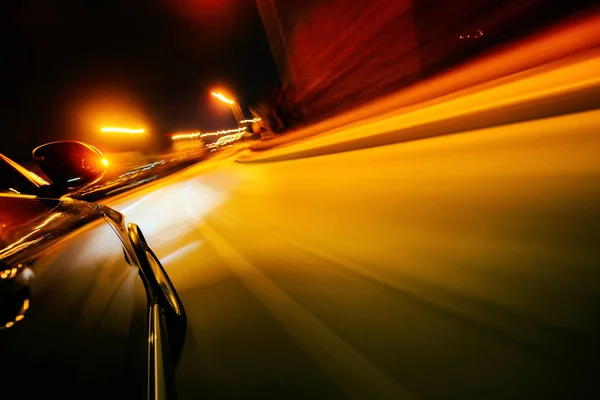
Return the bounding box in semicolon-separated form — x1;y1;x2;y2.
0;143;186;400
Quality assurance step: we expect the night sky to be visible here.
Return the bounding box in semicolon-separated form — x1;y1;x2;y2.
2;0;280;161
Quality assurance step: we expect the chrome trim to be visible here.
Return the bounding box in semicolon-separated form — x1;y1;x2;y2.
148;303;167;400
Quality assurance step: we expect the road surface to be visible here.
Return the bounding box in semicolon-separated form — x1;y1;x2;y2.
99;45;600;399
105;103;600;399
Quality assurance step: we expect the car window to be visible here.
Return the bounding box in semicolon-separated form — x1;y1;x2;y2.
0;156;40;196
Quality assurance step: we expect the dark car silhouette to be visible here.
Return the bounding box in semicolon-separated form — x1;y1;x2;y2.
0;141;185;400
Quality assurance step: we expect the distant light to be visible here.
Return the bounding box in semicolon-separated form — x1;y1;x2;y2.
206;131;245;148
211;92;235;105
240;118;262;123
171;127;248;141
101;158;109;167
101;127;145;134
200;127;246;138
171;132;202;140
459;29;483;40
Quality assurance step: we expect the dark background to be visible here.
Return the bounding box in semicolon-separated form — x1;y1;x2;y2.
1;0;280;161
3;0;597;162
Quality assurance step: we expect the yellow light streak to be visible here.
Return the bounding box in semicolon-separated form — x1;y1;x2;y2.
201;127;246;138
171;132;202;140
211;92;235;105
101;127;145;134
171;127;247;141
206;131;245;148
240;118;262;123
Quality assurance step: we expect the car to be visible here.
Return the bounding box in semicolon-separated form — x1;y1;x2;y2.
0;141;186;399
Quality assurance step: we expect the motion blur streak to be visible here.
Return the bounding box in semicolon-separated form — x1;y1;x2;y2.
100;127;145;134
197;223;414;400
207;132;245;148
210;92;235;105
245;48;600;162
160;241;204;265
171;128;247;141
251;10;600;151
239;118;262;124
103;43;599;398
201;127;247;138
171;132;201;140
119;192;158;214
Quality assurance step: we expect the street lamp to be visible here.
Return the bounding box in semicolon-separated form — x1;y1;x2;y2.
210;92;234;105
211;91;244;124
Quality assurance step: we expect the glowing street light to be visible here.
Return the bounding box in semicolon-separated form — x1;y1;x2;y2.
101;127;145;134
210;91;245;124
211;92;235;105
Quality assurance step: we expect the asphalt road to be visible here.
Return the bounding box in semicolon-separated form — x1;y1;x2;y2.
97;41;600;400
103;101;600;399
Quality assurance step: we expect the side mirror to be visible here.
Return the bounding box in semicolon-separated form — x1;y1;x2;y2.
32;141;108;195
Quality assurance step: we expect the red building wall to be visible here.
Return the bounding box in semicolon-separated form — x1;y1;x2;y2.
257;0;545;124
